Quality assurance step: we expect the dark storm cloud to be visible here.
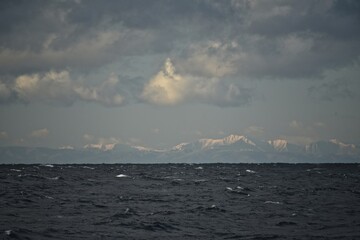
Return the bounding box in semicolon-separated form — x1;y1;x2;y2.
238;0;360;78
0;0;359;107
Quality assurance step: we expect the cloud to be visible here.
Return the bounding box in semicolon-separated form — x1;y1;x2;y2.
278;135;315;145
83;134;121;150
176;41;241;78
285;120;329;144
0;1;358;79
308;80;356;101
142;58;252;107
14;71;75;105
73;73;125;106
0;70;125;106
0;0;359;108
245;126;265;136
1;60;252;107
0;29;154;75
142;58;187;105
0;131;8;139
308;62;360;101
59;145;74;150
289;120;328;132
30;128;49;138
289;120;302;129
83;134;95;142
0;82;11;100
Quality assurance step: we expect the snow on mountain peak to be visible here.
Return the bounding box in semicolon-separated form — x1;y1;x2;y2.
83;143;116;151
131;145;165;152
329;139;355;149
172;142;190;151
268;139;288;152
198;134;255;150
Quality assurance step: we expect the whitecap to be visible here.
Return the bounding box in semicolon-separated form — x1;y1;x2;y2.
44;164;54;168
264;201;282;204
4;230;12;236
173;178;183;181
82;166;95;170
226;187;250;196
47;176;60;180
116;174;129;178
246;169;255;173
194;179;207;182
10;169;21;172
195;166;203;170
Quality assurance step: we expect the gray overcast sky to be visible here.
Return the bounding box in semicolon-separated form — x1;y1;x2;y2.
0;0;359;148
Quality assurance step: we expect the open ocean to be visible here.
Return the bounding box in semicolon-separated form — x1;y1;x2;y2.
1;163;360;239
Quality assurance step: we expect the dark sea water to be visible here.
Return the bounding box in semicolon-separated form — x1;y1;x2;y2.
1;163;360;239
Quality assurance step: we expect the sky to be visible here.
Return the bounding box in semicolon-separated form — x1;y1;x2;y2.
0;0;359;149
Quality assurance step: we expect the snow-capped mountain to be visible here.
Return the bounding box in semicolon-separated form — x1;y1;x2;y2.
268;139;304;153
306;139;358;155
83;143;116;151
172;134;273;152
1;134;359;164
198;134;255;150
83;134;358;156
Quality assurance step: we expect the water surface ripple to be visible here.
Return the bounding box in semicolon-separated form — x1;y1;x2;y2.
1;164;359;239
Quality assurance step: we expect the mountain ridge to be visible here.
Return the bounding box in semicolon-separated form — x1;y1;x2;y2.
0;134;359;164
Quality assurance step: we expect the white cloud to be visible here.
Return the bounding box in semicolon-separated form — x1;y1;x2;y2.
1;70;125;106
142;58;252;107
30;128;49;138
14;71;74;104
141;58;187;105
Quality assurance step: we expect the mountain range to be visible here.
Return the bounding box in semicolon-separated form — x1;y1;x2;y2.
0;135;359;164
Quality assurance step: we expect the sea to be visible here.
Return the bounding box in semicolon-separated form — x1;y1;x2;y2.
1;163;359;239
